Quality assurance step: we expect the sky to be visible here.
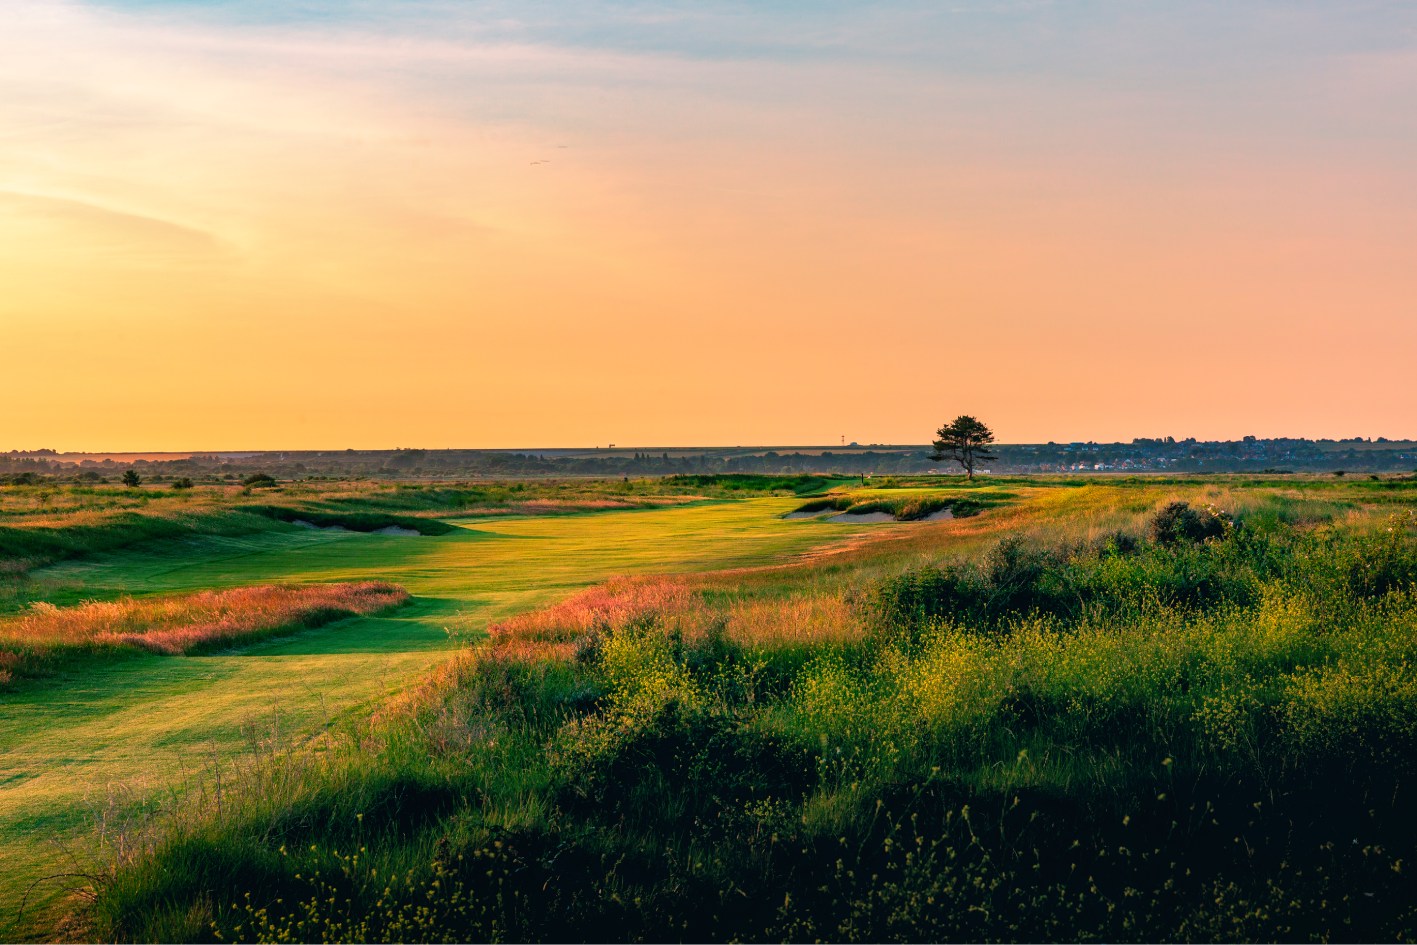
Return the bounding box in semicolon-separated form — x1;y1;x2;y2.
2;0;1415;450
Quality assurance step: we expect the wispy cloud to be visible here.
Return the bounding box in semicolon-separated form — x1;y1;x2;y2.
0;190;225;262
2;0;1415;447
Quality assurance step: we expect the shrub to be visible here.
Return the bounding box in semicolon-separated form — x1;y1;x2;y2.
1148;501;1227;545
242;473;278;488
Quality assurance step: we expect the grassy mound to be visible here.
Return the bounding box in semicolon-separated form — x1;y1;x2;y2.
0;582;409;686
787;496;855;515
787;493;994;521
246;507;455;535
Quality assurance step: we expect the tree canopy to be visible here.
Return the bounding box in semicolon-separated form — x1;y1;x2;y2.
930;415;997;480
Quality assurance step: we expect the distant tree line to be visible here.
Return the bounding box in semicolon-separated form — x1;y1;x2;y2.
4;437;1417;485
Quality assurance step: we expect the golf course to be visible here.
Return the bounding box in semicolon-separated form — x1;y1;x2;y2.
4;474;1417;941
1;488;889;936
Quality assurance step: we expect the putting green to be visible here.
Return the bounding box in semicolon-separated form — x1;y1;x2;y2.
0;497;868;936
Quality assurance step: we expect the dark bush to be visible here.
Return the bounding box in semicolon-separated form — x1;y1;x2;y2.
242;473;279;488
1093;530;1141;556
1149;501;1227;545
868;563;980;636
555;701;815;836
870;525;1264;636
1336;516;1417;599
948;496;987;517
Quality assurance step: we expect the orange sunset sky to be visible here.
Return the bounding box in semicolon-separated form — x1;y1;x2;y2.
3;1;1415;450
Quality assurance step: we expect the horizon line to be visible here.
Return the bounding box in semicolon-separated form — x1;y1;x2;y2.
9;434;1416;457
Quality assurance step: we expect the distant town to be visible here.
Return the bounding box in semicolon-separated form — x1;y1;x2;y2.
5;436;1417;482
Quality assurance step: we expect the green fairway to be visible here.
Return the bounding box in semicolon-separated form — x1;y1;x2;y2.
0;497;871;936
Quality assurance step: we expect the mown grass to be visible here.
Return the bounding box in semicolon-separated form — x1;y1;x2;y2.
77;480;1417;942
0;477;826;586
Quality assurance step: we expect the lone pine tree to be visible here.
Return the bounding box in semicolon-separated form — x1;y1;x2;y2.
930;415;997;480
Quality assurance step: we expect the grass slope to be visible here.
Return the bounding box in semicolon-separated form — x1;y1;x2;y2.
0;497;878;938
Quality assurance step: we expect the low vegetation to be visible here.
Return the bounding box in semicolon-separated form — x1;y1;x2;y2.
0;582;408;687
789;491;1000;521
76;483;1417;942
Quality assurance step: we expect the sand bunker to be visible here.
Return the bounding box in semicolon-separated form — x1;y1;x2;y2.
923;508;955;521
828;511;896;524
291;520;420;536
292;519;351;532
374;525;421;536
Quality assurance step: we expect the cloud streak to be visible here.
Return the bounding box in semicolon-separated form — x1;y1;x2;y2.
0;190;225;262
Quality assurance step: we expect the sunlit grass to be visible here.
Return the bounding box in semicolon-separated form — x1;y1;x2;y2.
88;484;1417;940
0;582;408;685
8;475;1417;940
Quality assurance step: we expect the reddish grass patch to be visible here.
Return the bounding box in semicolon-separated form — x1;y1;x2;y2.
0;582;409;684
485;575;861;666
490;577;693;649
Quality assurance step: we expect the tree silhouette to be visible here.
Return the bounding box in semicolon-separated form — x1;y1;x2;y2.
930;415;996;481
121;469;142;488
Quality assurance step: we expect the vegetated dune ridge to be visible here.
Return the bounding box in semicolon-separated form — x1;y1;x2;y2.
76;477;1417;943
0;582;409;684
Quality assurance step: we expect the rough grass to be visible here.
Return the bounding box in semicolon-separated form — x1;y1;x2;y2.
79;482;1417;942
0;582;409;685
788;489;1004;521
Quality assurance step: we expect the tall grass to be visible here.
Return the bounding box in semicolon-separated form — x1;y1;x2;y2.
0;582;408;686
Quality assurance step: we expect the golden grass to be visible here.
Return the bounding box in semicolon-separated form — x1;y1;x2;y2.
0;582;408;683
484;574;863;665
487;578;692;657
725;593;860;649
